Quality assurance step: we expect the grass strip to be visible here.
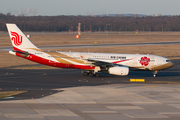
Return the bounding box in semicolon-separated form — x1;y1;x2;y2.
0;91;28;98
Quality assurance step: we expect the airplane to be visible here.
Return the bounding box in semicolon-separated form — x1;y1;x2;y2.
6;23;174;77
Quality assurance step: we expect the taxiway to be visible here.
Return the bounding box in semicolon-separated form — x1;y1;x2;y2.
0;60;179;119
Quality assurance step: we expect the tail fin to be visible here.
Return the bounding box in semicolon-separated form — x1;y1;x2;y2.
6;23;39;51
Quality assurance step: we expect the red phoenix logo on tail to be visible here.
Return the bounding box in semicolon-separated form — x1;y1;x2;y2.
10;31;22;46
139;56;150;66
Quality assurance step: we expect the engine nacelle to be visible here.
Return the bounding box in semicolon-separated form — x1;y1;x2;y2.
108;66;129;76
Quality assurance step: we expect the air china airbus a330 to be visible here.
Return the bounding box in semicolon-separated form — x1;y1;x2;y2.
6;24;174;77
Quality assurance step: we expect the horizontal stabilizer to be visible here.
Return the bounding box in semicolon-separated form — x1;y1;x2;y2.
4;49;11;51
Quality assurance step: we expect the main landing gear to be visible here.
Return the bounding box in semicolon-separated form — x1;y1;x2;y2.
153;70;158;77
83;71;100;77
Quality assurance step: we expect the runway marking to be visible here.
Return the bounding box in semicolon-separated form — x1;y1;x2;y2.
82;111;118;114
130;79;145;82
4;114;44;119
143;86;160;87
106;106;144;110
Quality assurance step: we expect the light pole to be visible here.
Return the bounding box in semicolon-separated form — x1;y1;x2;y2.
106;24;110;36
106;24;108;36
90;25;91;32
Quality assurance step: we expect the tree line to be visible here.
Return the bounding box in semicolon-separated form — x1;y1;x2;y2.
1;13;180;32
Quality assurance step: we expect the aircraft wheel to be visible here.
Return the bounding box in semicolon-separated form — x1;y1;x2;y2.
89;72;94;77
83;72;89;76
95;73;100;77
153;71;158;77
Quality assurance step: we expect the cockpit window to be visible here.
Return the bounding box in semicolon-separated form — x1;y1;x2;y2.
166;60;170;62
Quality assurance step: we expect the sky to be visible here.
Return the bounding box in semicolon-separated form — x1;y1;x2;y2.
0;0;180;16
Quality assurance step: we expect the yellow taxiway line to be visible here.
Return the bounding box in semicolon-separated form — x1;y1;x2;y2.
130;79;145;82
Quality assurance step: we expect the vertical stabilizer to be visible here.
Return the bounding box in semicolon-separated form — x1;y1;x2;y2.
6;23;38;51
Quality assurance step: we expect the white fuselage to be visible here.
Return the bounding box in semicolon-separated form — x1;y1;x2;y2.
19;49;173;71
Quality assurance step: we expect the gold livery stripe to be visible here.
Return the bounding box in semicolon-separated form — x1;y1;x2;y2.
28;48;86;65
47;52;86;65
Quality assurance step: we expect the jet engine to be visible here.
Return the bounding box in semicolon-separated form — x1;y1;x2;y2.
108;66;129;76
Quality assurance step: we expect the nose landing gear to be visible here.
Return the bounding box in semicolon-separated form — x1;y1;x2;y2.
153;71;158;77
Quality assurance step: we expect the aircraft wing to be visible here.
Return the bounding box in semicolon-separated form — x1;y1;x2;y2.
85;58;134;68
86;59;117;67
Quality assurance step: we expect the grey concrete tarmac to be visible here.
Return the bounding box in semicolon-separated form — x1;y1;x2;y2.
0;59;179;119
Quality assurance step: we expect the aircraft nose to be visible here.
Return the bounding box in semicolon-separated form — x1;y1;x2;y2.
166;61;174;69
